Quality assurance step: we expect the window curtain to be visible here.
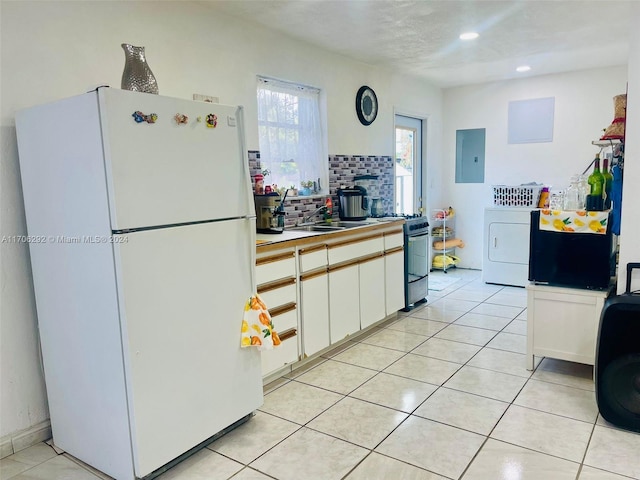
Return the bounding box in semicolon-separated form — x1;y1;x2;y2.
257;77;328;194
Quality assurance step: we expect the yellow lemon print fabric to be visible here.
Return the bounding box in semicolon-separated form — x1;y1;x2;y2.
241;294;281;350
539;209;609;234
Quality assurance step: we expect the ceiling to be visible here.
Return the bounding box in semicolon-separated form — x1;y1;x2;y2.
208;0;633;88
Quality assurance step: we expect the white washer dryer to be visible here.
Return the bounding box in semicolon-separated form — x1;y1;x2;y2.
483;207;533;287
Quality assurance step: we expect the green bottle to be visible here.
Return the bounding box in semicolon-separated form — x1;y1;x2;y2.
588;153;604;196
602;157;613;209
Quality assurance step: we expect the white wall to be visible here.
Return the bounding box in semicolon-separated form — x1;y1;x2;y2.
617;3;640;294
0;1;443;439
442;67;628;268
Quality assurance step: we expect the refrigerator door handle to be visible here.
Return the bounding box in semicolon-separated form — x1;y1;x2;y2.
493;237;497;248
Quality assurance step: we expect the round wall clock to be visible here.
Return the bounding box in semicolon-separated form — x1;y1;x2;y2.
355;85;378;126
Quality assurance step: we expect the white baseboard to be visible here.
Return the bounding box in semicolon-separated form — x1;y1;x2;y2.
0;420;52;459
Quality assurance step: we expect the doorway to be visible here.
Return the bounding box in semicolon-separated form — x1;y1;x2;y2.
394;115;423;215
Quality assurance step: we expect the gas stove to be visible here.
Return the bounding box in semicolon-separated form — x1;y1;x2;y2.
370;213;429;235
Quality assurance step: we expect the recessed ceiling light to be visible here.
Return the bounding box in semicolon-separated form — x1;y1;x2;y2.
516;65;531;72
459;32;479;40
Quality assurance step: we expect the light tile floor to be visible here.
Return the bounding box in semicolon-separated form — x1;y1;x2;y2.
2;269;639;480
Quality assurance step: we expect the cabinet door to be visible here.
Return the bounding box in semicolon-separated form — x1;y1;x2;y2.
385;250;405;315
329;265;360;343
300;272;330;356
360;256;386;329
488;222;529;264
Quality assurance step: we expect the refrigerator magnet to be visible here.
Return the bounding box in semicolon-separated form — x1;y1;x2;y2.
174;113;188;125
206;114;217;128
132;111;158;124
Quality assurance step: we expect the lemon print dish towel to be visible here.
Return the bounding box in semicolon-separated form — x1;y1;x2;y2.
539;209;609;234
241;294;281;350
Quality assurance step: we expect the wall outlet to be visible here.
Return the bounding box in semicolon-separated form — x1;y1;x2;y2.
192;94;219;103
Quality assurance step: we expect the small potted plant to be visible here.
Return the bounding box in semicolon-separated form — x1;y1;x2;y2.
300;180;314;196
288;184;298;196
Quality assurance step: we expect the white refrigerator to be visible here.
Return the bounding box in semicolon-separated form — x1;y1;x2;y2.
15;88;263;479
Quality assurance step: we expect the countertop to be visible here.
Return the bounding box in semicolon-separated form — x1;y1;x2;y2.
256;218;405;251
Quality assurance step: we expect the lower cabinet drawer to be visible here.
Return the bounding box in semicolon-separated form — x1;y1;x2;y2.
270;305;297;332
261;330;298;376
258;281;296;310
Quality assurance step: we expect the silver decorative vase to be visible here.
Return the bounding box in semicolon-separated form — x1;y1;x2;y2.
120;44;159;94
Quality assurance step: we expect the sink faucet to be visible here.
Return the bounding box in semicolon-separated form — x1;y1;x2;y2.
301;206;328;225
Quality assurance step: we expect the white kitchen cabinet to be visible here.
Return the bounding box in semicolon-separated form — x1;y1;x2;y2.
298;244;330;357
385;248;405;315
359;256;386;328
483;207;532;287
329;264;361;343
526;283;613;370
300;271;330;356
256;250;299;376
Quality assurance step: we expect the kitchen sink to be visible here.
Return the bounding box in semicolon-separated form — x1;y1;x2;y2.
289;225;346;232
313;221;367;228
288;220;369;232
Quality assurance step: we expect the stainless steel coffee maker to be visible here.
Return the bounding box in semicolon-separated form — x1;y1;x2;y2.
254;193;285;233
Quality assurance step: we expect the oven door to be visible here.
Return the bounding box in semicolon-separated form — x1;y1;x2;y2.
405;231;429;308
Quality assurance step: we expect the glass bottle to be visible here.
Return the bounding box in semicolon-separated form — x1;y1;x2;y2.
564;175;581;210
588;154;604;196
578;174;590;208
602;157;613;209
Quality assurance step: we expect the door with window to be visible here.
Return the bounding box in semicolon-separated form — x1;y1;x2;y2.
394;115;423;215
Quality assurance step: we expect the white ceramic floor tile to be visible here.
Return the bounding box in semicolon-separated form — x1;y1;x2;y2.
384;353;461;386
331;342;405;371
412;337;481;364
294;359;377;394
468;347;535;378
0;444;58;479
470;303;523;319
516;309;528;320
376;416;485;479
386;317;448;337
584;425;640;479
503;319;527;335
230;467;274;480
260;381;343;424
345;452;447;480
414;387;509;435
307;397;408;448
486;331;527;354
485;292;528;308
532;358;595;391
445;289;494;302
408;306;464;323
435;324;497;346
283;355;327;379
250;427;368;480
454;312;512;331
500;286;527;297
321;340;358;358
514;379;599;423
491;405;594;462
462;439;580;480
578;465;636;480
158;448;243;480
429;298;480;313
349;372;438;412
444;365;528;402
208;411;300;464
10;455;101;480
360;328;429;352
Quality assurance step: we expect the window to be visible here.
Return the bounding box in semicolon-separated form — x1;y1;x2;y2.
256;76;327;195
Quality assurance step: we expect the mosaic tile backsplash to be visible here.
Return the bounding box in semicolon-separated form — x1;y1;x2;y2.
249;151;394;226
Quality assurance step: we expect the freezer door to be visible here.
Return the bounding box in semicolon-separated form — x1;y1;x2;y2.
98;88;254;231
113;218;262;477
